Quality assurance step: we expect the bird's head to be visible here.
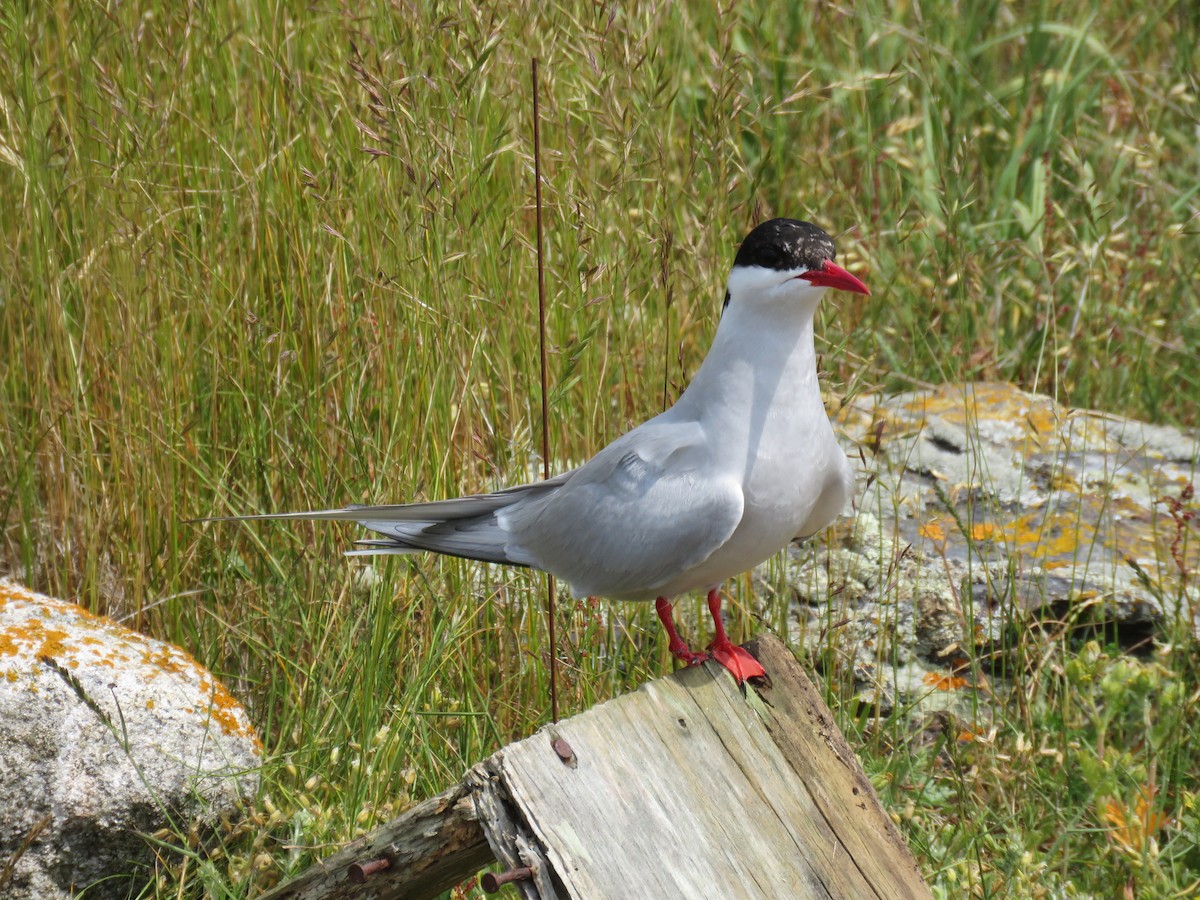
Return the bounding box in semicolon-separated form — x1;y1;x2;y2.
722;219;869;315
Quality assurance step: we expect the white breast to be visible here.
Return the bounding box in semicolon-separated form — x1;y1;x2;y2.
654;407;851;598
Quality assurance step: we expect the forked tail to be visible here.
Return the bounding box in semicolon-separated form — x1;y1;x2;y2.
210;473;570;566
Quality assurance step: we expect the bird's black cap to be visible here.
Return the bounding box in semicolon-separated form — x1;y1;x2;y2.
733;219;836;272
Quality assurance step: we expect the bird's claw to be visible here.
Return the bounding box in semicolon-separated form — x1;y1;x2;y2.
668;643;709;667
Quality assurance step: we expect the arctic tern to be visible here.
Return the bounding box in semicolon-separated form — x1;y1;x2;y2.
224;219;869;682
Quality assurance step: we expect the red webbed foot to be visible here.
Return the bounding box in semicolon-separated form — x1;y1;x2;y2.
704;588;767;684
707;637;766;682
656;593;768;682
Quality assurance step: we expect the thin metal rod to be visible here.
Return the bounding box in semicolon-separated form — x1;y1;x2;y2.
532;57;559;724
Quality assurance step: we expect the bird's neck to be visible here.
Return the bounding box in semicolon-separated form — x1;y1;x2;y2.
674;301;823;422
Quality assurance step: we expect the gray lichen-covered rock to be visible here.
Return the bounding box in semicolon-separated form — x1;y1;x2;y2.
0;579;261;899
764;382;1199;716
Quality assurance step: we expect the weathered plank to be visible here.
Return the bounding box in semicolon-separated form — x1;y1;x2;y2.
259;784;491;900
478;634;928;899
743;636;930;898
466;764;559;899
264;634;930;899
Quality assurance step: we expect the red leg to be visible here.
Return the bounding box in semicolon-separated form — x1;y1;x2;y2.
655;597;708;666
705;589;766;682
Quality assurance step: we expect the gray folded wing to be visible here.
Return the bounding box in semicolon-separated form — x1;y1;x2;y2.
214;416;745;599
502;420;744;599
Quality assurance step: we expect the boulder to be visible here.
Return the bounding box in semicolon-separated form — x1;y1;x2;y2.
768;382;1199;715
0;579;261;899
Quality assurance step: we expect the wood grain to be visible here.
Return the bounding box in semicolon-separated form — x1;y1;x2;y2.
258;784;491;900
488;640;915;898
264;634;930;899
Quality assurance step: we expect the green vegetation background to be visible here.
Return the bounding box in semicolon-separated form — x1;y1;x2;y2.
1;1;1197;896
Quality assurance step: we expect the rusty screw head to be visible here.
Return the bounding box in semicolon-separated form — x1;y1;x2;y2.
551;737;574;762
348;855;392;883
481;865;533;893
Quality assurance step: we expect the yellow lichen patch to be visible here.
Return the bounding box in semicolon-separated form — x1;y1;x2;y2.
198;676;263;749
924;671;970;691
831;394;880;435
909;388;969;426
1;582;114;628
1047;469;1082;494
0;618;74;662
969;382;1026;409
957;726;985;743
959;383;1024;427
970;522;997;541
0;581;31;607
893;383;1073;460
919;520;948;542
992;510;1094;568
1023;398;1061;442
1;579;259;746
1064;413;1128;453
139;646;192;678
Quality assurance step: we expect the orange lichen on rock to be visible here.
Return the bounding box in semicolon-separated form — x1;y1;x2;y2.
1006;511;1086;561
969;522;997;541
918;520;947;542
195;674;257;743
923;671;970;691
0;579;260;747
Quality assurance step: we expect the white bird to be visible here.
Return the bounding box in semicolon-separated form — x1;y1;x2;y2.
225;219;869;682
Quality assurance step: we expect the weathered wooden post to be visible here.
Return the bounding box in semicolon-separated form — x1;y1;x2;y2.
263;635;930;899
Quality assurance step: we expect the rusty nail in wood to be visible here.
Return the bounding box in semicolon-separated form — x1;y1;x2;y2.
551;737;574;761
481;866;534;893
347;855;392;883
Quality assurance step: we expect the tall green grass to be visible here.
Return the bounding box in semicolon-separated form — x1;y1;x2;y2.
2;0;1198;896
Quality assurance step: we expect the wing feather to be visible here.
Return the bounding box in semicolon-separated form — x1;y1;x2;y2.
205;473;575;565
504;420;743;599
208;416;742;599
205;471;573;525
